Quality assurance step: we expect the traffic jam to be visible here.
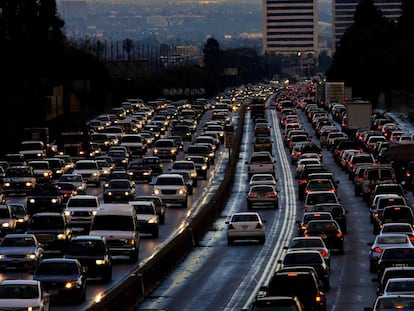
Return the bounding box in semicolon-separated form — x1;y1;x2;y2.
1;81;414;310
0;96;236;309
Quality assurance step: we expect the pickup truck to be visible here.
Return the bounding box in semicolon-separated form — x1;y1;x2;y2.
246;151;276;179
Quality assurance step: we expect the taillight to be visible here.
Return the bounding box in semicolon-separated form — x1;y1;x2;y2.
268;193;277;198
321;250;328;257
301;225;307;230
373;247;383;253
299;179;307;185
409;235;414;242
315;294;323;303
305;189;311;194
304;233;309;237
336;232;343;238
248;193;257;198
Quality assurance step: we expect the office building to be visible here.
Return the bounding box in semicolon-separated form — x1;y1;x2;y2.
333;0;401;47
262;0;318;55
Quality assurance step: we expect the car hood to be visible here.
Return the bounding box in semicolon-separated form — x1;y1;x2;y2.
0;246;37;255
89;230;135;239
33;274;79;282
0;298;41;308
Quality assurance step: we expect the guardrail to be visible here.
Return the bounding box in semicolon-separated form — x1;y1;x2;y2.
86;104;247;311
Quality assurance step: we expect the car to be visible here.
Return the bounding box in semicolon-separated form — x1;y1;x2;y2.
170;160;198;186
225;212;266;245
304;219;344;254
301;179;336;201
64;235;112;283
278;249;330;291
55;182;78;204
33;258;87;303
141;156;163;175
58;173;87;194
258;270;326;311
44;157;67;179
248;174;277;186
246;184;279;209
379;222;414;243
382;277;414;296
253;122;271;136
2;165;37;196
364;295;414;311
184;155;209;179
72;159;101;187
127;160;153;182
103;179;136;203
26;212;72;255
253;135;273;153
28;160;53;183
374;266;414;296
8;203;30;232
134;195;166;225
0;279;50;311
129;201;160;238
368;233;413;272
296;158;322;179
26;183;63;216
284;236;331;267
309;203;348;234
64;194;100;232
153;138;178;161
0;204;17;237
296;212;334;236
243;296;305;311
0;233;44;271
303;191;340;212
95;158;114;180
103;169;132;189
377;247;414;279
152;174;188;208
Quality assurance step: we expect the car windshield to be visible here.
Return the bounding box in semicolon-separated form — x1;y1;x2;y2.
173;163;194;170
91;215;134;231
231;214;259;222
6;168;32;177
35;262;79;275
156;177;183;186
67;240;106;256
29;216;64;230
306;193;337;205
0;284;39;299
1;237;35;247
134;205;155;214
67;199;98;208
377;236;409;244
290;239;324;248
306;221;339;232
283;253;322;265
108;180;131;188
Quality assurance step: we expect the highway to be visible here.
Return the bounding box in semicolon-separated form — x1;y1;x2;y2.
137;97;413;311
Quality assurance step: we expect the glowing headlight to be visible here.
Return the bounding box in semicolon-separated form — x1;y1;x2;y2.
16;219;24;223
3;182;10;187
26;253;37;260
65;282;75;289
26;182;34;187
0;254;5;260
190;172;197;178
1;223;9;228
153;149;158;154
201;165;208;170
95;259;106;265
128;239;136;245
148;217;158;224
43;172;50;177
29;199;36;204
93;172;99;177
124;191;131;196
170;149;176;154
51;198;58;204
153;188;160;195
178;188;186;195
57;234;67;240
64;211;71;217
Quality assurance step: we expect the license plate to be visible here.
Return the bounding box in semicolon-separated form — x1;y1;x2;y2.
319;234;327;239
115;195;121;199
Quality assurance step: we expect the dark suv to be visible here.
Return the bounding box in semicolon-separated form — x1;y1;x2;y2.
26;183;63;216
26;212;71;254
260;269;326;311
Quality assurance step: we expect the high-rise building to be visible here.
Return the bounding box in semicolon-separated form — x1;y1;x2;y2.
262;0;318;55
333;0;401;47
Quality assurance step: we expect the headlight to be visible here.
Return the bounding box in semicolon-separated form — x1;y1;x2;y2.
26;182;34;187
64;211;71;217
153;188;160;195
95;259;106;265
29;199;36;204
64;281;78;289
190;172;197;178
51;198;58;204
201;165;208;170
124;191;131;196
148;217;158;224
178;188;187;195
16;218;25;223
1;222;9;228
43;172;50;177
170;149;176;154
57;234;67;240
26;253;37;260
0;254;5;260
3;182;10;187
153;149;158;154
27;306;40;311
93;172;99;177
128;239;136;245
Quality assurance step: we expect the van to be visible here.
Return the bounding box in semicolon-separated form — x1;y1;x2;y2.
89;203;140;262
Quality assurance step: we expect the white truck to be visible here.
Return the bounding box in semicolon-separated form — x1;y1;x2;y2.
246;151;276;179
324;81;345;105
345;99;372;130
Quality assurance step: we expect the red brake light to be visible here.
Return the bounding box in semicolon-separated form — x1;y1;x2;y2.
373;247;383;253
336;232;343;238
248;194;257;198
321;250;327;257
268;193;277;198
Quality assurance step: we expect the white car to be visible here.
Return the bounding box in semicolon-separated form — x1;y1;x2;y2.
129;201;159;238
170;160;198;186
73;159;101;187
58;173;87;194
0;279;50;311
225;212;266;245
152;174;188;208
248;174;277;186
